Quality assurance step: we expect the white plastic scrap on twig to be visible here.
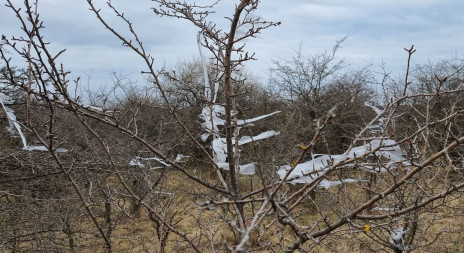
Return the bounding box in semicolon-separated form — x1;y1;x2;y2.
0;92;67;153
86;105;114;114
366;102;385;134
175;153;190;163
318;179;363;189
373;207;398;211
236;111;281;125
197;33;280;175
197;33;217;103
389;227;406;251
154;191;173;195
129;156;170;170
23;145;67;153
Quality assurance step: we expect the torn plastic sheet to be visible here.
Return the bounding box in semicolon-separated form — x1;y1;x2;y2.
212;131;280;174
1;92;68;153
277;139;409;185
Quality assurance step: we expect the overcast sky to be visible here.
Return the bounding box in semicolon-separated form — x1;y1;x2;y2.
1;0;463;89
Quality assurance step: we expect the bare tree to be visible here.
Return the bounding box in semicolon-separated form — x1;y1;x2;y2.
2;0;464;252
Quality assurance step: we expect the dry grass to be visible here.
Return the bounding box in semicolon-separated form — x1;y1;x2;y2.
2;166;464;252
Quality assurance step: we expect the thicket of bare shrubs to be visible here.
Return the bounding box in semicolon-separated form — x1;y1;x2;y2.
1;0;464;252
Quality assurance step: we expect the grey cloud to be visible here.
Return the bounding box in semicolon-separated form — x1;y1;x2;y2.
1;0;463;85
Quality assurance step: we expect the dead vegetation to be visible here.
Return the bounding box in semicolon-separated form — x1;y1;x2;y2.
1;0;464;252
